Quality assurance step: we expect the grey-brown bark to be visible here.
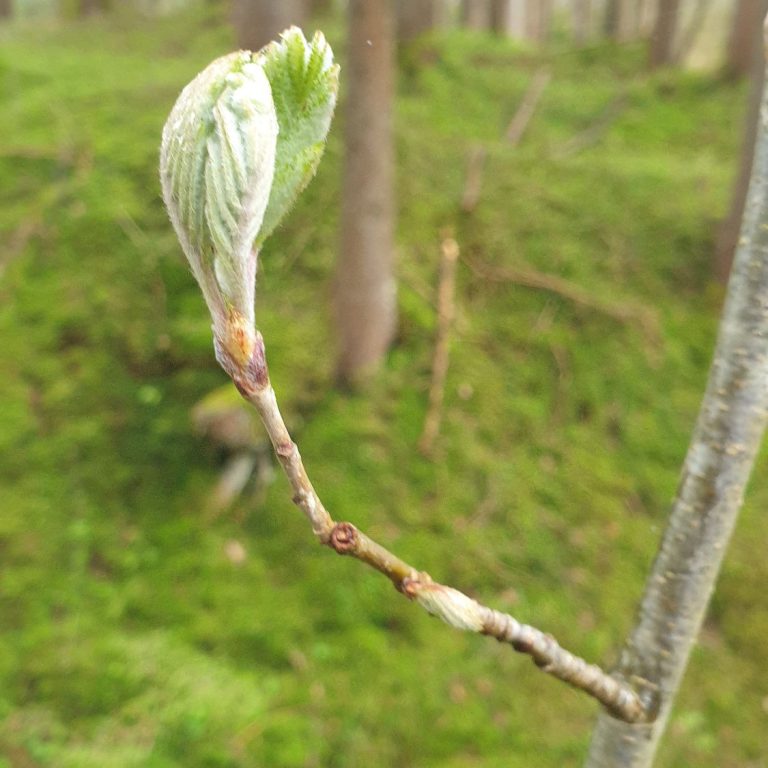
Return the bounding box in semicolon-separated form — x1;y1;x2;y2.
397;0;436;41
232;0;308;52
572;0;592;44
461;0;489;29
335;0;397;384
649;0;680;68
525;0;552;43
725;0;768;77
585;46;768;768
0;0;11;19
489;0;510;34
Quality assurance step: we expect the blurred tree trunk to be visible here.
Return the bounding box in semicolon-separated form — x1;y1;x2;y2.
308;0;332;16
335;0;397;385
526;0;552;43
0;0;11;18
726;0;768;77
649;0;680;68
232;0;308;52
461;0;489;29
715;28;765;282
489;0;510;34
586;38;768;768
397;0;435;41
572;0;591;44
79;0;108;15
604;0;619;36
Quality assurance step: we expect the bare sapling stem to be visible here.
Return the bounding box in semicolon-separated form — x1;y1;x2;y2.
230;331;650;724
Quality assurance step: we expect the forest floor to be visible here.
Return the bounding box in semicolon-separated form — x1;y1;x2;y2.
1;6;766;768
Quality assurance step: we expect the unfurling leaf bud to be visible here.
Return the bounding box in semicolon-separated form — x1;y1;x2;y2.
160;30;337;384
160;51;278;367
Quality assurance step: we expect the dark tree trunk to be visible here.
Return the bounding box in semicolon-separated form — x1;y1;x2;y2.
461;0;489;29
397;0;435;41
715;35;765;282
0;0;12;18
489;0;510;34
726;0;768;78
335;0;397;385
232;0;308;53
649;0;680;68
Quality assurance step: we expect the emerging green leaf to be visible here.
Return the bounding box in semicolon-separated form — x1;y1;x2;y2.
160;51;278;366
257;28;339;244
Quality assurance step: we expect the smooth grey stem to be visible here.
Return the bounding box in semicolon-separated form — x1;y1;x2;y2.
585;50;768;768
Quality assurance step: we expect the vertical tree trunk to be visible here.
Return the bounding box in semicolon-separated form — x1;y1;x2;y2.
525;0;552;43
489;0;511;34
0;0;11;18
715;31;765;282
397;0;435;41
461;0;489;29
604;0;620;37
585;34;768;768
232;0;308;53
649;0;680;68
726;0;768;77
335;0;397;385
573;0;592;45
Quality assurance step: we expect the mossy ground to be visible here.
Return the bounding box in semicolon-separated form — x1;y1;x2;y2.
1;6;766;767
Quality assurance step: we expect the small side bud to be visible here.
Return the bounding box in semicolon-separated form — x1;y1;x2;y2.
404;579;486;633
160;51;278;365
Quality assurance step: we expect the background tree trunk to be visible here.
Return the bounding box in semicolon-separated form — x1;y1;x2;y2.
725;0;768;77
397;0;435;41
525;0;552;43
649;0;680;68
489;0;510;34
572;0;592;44
335;0;397;385
715;28;765;282
232;0;308;52
585;39;768;768
461;0;489;29
0;0;11;18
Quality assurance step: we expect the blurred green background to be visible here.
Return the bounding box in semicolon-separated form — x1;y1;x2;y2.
1;2;767;766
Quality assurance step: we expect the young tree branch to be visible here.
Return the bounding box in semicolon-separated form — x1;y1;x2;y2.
228;329;650;725
585;30;768;768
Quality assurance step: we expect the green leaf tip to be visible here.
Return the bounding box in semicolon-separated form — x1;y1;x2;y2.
159;30;338;370
257;27;339;244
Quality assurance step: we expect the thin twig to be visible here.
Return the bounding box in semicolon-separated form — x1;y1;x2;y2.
465;255;660;344
553;93;628;160
419;236;460;456
227;332;651;724
460;144;487;213
505;68;551;146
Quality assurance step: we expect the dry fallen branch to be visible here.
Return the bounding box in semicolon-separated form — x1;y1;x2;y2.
419;235;460;456
465;256;660;344
505;68;552;146
553;93;629;160
460;144;487;213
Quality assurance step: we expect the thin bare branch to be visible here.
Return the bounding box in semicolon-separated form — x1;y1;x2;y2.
229;332;650;724
505;68;551;146
419;235;460;456
465;256;660;343
460;144;487;213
